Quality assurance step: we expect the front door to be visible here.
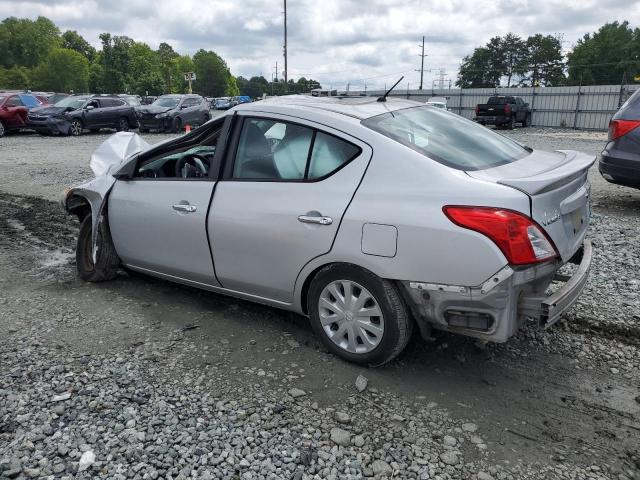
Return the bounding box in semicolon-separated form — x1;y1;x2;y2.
108;119;225;285
209;113;371;303
3;95;27;128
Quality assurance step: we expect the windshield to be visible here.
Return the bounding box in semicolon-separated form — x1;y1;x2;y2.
153;97;180;108
488;97;510;105
55;97;87;109
362;106;529;171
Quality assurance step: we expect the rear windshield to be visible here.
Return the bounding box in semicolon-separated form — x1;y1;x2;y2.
362;106;529;171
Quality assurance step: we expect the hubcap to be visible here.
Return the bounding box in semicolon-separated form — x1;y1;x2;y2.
0;122;4;136
71;121;81;135
318;280;384;354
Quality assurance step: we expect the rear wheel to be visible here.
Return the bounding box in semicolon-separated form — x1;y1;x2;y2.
76;215;120;282
522;114;530;127
506;116;515;130
117;116;129;132
0;120;5;137
308;264;413;366
70;119;83;136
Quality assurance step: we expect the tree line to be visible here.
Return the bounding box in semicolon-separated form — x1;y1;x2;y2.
0;16;321;98
457;21;640;88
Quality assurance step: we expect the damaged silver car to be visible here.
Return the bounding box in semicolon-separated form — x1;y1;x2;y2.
62;96;594;366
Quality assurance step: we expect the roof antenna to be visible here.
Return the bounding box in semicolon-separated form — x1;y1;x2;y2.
377;76;404;102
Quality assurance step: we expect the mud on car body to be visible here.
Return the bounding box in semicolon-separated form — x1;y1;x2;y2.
62;95;594;366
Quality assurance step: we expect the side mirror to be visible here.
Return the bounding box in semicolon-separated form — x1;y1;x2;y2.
113;156;138;180
85;105;95;110
180;105;188;109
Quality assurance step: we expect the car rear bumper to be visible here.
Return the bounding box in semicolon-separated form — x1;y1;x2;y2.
400;239;592;342
599;152;640;188
474;115;509;125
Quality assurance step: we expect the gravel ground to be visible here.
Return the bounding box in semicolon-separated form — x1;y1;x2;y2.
0;125;639;480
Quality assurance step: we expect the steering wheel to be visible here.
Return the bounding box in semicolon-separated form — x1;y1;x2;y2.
175;154;210;178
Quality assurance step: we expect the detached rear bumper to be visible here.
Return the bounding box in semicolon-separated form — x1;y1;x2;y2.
400;240;592;342
599;152;640;188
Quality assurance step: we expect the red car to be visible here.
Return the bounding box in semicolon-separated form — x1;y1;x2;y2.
0;93;43;137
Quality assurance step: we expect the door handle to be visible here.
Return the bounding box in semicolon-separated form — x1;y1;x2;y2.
298;215;333;225
172;204;197;213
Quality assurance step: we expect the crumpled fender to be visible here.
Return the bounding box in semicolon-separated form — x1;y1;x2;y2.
62;132;151;262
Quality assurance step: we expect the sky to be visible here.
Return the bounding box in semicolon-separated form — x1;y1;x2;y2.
2;0;639;90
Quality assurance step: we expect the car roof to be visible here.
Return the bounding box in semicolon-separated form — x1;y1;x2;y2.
235;95;422;120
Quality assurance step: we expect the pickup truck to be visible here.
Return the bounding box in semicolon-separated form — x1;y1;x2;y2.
474;96;531;129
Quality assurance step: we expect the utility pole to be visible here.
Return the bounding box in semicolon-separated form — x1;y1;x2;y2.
283;0;288;88
416;36;426;90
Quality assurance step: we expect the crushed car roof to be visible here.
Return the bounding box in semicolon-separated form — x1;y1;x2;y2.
235;95;422;120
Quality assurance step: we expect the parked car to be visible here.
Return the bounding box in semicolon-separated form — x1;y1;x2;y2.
27;95;137;136
62;96;593;366
599;88;640;189
213;97;232;110
231;95;251;105
426;96;447;110
475;96;531;129
117;94;142;107
0;93;45;137
135;94;210;133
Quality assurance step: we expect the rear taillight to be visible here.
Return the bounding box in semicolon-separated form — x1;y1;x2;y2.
608;119;640;141
475;105;479;115
443;206;558;265
504;103;511;115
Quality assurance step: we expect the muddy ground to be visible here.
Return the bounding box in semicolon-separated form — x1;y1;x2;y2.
0;128;639;480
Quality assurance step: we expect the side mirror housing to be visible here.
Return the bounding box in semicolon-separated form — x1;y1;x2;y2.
85;105;95;111
113;156;138;180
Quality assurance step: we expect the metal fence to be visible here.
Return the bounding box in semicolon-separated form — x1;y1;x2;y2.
358;84;639;131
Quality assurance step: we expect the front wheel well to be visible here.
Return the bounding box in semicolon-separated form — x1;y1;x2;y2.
65;194;91;221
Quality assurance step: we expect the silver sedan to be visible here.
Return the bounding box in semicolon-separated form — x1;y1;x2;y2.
62;95;594;366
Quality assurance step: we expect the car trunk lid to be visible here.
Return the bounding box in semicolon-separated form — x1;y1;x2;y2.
468;150;595;262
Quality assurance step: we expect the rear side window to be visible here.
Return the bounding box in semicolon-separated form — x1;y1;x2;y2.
232;118;360;181
362;106;529;171
19;95;39;108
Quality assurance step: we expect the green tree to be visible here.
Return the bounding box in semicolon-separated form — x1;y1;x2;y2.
522;34;564;86
192;49;229;96
61;30;96;62
501;33;528;87
567;22;640;85
0;16;60;68
173;55;195;93
456;47;495;88
0;66;31;89
157;42;179;93
32;47;89;92
127;42;165;95
225;75;240;96
97;33;134;93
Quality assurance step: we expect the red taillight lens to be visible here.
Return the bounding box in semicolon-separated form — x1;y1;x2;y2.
608;119;640;141
504;103;511;114
443;206;558;265
475;105;479;115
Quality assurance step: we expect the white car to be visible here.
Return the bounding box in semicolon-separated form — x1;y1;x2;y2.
62;95;594;366
426;96;448;110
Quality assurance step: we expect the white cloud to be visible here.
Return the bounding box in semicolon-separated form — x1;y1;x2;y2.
1;0;637;89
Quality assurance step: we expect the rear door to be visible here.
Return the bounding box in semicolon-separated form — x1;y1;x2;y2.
208;112;372;303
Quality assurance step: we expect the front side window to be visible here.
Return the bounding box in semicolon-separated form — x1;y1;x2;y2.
362;106;529;171
55;97;87;110
232;118;360;181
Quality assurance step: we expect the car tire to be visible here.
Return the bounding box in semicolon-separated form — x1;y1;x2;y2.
507;116;515;130
522;114;530;127
0;120;5;137
117;117;129;132
307;264;413;367
70;119;83;136
173;117;182;133
76;215;120;282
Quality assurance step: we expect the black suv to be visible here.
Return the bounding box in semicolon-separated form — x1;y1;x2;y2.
135;94;210;133
600;88;640;189
27;95;137;136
